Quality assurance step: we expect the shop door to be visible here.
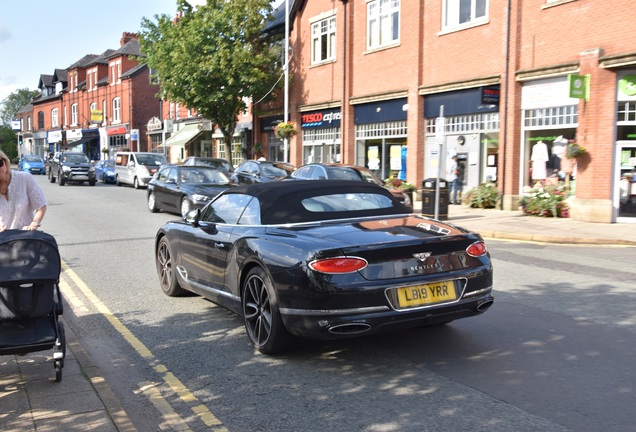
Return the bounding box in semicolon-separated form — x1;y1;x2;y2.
617;143;636;220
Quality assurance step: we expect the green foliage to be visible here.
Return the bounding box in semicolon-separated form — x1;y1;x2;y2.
0;125;18;160
138;0;282;148
0;88;39;126
565;140;586;159
385;178;416;192
518;183;570;217
463;183;501;208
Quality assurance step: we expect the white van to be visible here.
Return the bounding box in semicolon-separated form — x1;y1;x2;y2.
114;152;167;189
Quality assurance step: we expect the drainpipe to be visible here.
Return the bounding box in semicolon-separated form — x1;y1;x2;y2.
500;0;512;210
339;0;349;164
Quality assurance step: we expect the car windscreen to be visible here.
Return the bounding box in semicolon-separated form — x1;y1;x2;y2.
64;153;89;163
136;154;167;166
25;156;43;162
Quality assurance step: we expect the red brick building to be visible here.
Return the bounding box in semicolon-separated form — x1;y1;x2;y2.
18;33;161;162
254;0;636;223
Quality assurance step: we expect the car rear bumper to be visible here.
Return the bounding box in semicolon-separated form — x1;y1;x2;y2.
279;290;493;340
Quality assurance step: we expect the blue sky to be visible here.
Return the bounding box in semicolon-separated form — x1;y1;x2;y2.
0;0;284;103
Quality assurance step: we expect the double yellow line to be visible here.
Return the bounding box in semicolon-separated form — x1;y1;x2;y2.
60;262;228;432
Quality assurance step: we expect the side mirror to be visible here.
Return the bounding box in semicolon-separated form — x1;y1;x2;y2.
185;208;201;226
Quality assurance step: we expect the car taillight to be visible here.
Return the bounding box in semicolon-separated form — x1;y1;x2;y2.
466;241;487;257
309;257;368;274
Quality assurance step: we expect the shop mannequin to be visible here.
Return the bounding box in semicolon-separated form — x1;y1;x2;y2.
550;136;568;173
531;141;549;181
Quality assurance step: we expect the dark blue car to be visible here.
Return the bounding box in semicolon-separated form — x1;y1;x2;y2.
94;159;116;183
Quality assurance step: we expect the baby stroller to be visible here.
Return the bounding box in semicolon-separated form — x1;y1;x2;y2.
0;230;66;382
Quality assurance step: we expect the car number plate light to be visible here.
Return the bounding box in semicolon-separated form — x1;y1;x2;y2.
394;281;457;309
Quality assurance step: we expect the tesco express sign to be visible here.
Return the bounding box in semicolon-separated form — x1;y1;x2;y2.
301;109;341;129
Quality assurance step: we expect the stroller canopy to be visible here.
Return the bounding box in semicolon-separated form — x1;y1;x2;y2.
0;230;61;284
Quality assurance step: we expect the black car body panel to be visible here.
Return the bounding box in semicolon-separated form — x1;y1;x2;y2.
148;165;233;216
155;180;493;350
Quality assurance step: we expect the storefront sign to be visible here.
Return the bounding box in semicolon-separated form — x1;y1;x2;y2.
106;125;128;136
301;109;341;129
522;76;580;109
481;86;500;105
568;74;590;101
47;130;62;144
147;116;163;132
260;115;284;132
617;73;636;100
66;129;83;142
91;110;103;123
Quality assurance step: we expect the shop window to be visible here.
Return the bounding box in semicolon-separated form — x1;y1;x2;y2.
367;0;400;50
443;0;488;31
312;16;336;64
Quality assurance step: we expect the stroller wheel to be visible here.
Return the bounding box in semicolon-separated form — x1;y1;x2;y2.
55;360;63;382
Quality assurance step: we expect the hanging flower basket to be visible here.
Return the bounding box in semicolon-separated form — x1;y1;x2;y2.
565;140;586;159
275;121;298;140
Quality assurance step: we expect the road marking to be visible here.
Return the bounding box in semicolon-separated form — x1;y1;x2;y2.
61;261;228;431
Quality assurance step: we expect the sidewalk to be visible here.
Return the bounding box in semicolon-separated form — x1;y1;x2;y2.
445;204;636;246
0;323;136;432
2;204;634;432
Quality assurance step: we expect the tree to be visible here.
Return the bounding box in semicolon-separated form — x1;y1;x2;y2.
0;125;18;161
138;0;282;153
0;88;39;126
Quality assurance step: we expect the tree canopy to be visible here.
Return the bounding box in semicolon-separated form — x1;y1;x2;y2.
0;88;39;127
138;0;282;149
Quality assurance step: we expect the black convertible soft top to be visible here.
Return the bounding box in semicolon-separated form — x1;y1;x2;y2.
222;180;410;224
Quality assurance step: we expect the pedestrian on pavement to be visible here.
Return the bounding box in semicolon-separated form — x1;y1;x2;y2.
448;155;461;205
0;150;47;232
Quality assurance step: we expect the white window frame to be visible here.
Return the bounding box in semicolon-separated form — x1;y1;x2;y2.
442;0;489;31
367;0;400;51
51;108;58;128
311;15;336;65
103;100;107;125
112;97;121;123
71;104;78;126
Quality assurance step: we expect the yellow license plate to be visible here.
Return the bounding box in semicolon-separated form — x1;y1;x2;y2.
395;281;457;309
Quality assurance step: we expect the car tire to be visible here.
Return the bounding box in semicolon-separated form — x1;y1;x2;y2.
134;177;140;189
89;180;96;186
49;170;56;184
148;192;159;213
59;173;65;186
180;197;192;218
242;267;298;355
156;237;187;297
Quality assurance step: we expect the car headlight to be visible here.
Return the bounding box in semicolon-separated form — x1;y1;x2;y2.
62;166;71;172
89;166;95;172
191;194;210;203
402;192;412;206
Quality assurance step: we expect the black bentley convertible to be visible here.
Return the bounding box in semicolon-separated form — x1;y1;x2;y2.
155;180;493;354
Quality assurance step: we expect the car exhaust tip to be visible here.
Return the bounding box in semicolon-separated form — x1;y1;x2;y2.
327;322;372;335
476;299;494;313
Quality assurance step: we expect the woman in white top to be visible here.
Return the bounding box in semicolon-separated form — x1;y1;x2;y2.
0;150;47;232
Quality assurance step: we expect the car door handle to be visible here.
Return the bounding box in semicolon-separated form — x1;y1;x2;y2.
215;243;225;250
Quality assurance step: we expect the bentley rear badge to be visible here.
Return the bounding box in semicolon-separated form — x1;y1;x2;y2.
412;252;432;261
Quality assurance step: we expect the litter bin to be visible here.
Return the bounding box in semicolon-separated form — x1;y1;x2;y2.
420;178;448;220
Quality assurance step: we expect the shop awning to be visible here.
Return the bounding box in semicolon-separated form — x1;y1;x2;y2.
159;123;202;147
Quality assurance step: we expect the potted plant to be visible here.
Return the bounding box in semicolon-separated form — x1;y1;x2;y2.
275;121;298;140
463;183;501;208
565;140;586;159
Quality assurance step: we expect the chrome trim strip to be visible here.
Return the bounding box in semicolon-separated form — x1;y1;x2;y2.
279;305;390;316
180;278;241;302
462;286;493;298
